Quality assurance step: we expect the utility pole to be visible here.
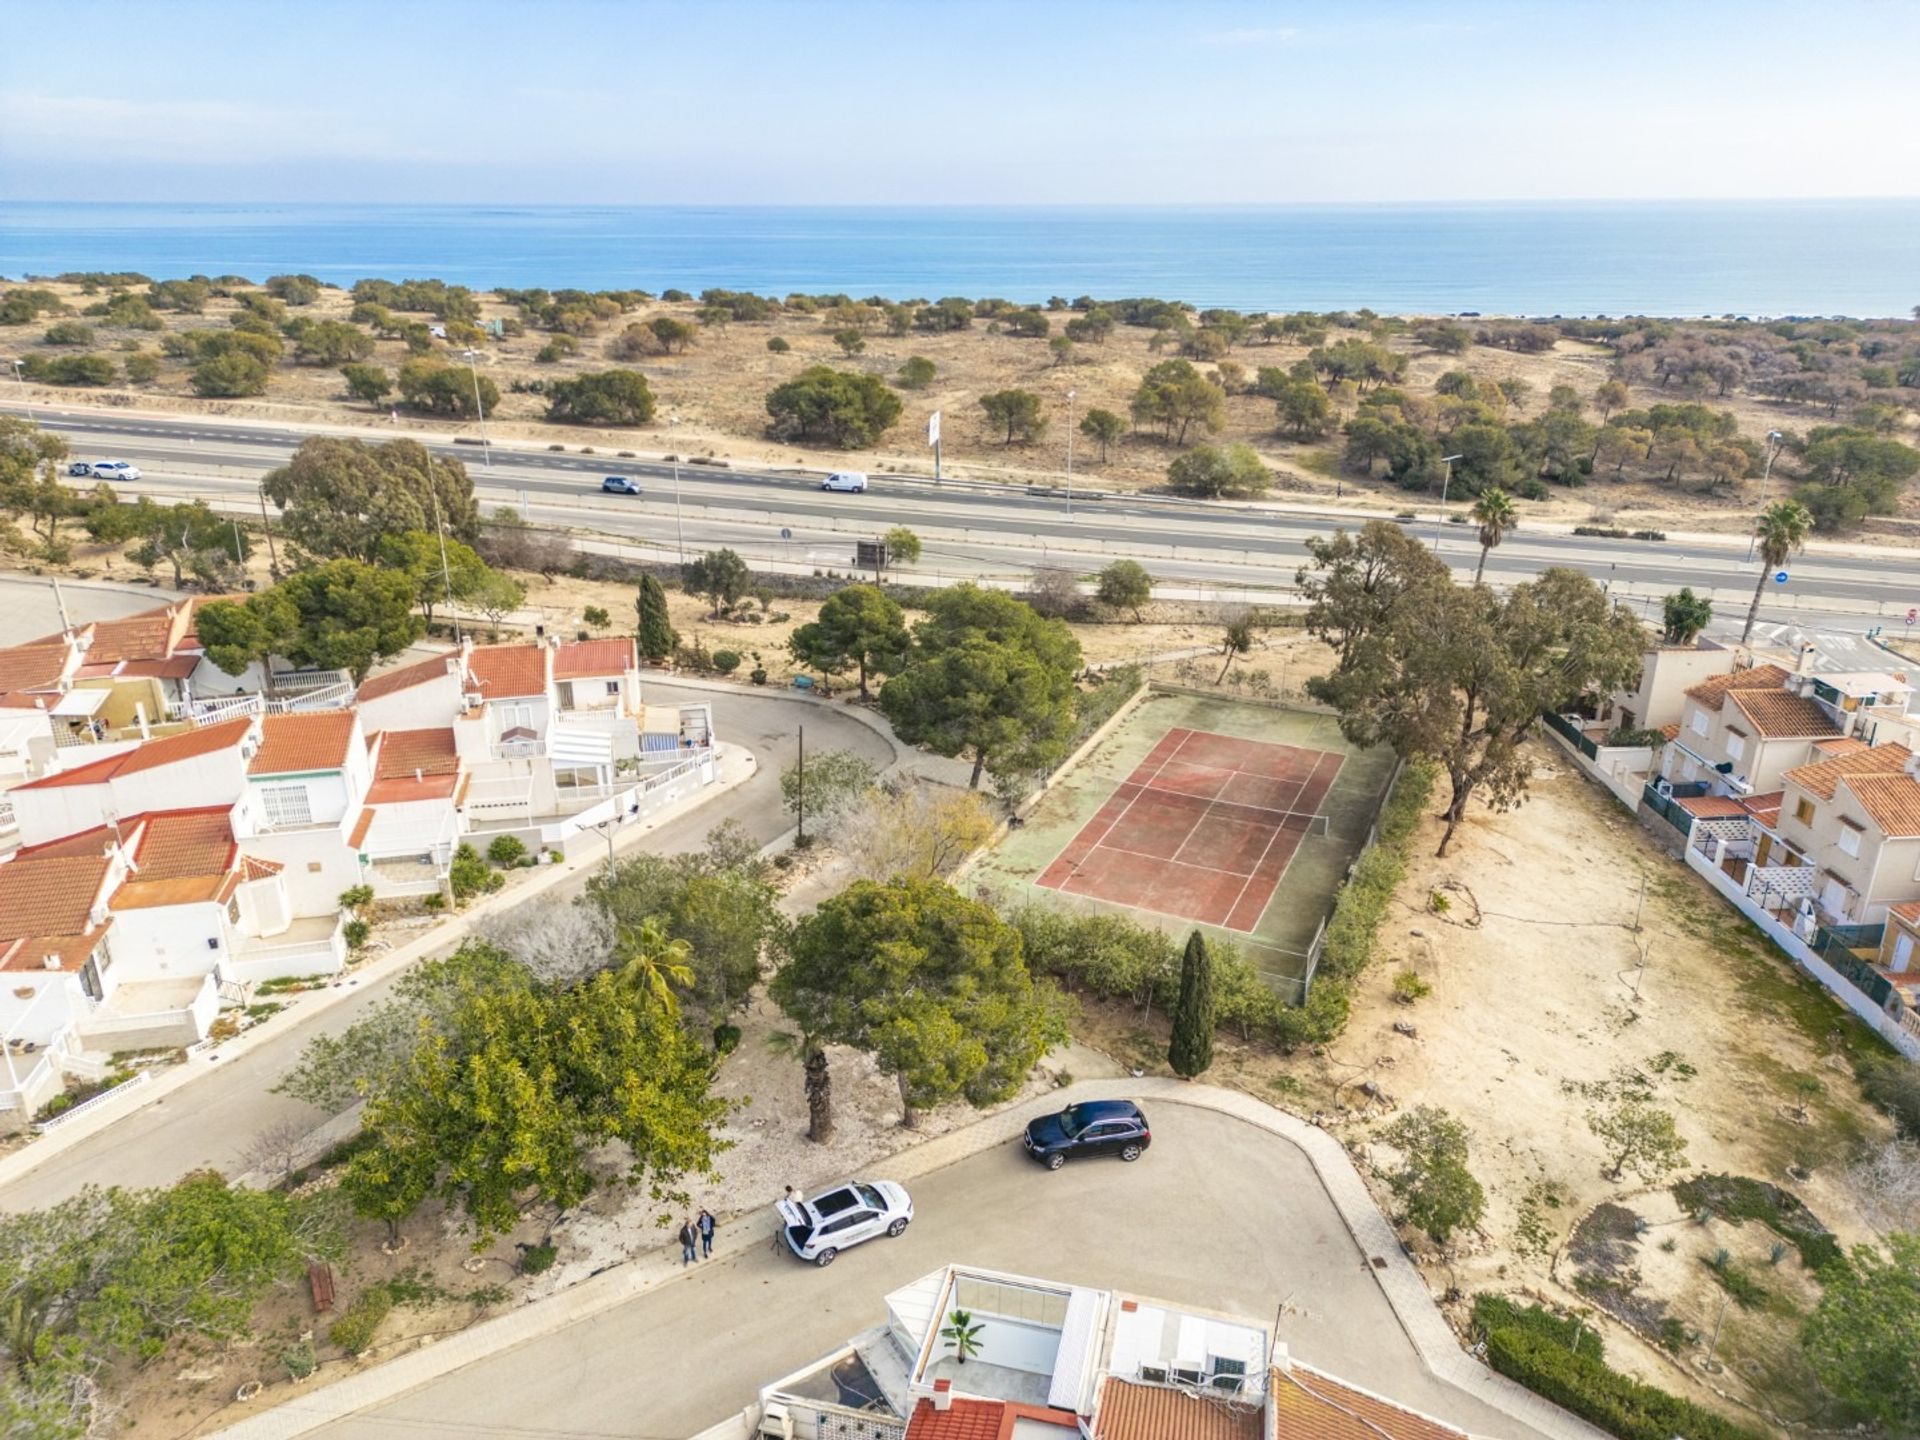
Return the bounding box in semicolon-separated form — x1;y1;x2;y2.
1746;431;1786;561
1439;453;1464;508
1065;389;1076;521
795;724;806;846
666;414;687;565
462;347;490;466
428;486;461;642
256;485;280;579
10;358;28;418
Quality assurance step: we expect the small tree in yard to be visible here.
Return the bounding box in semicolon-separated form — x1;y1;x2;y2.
1216;614;1256;683
1379;1106;1486;1244
1167;931;1215;1077
635;573;678;663
883;525;922;565
1079;407;1124;462
781;748;879;838
1661;587;1713;645
771;876;1067;1132
684;548;752;615
979;388;1046;445
1096;559;1153;621
788;583;909;699
1801;1232;1920;1433
1587;1097;1688;1182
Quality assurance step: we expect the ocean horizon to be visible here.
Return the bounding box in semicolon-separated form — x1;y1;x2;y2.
2;199;1916;318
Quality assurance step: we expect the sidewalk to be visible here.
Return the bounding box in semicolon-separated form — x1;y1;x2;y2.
208;1079;1605;1440
0;742;757;1194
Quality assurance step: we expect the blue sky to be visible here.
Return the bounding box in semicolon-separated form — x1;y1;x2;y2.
4;0;1916;204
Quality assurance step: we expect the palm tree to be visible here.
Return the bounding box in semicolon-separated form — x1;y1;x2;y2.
768;1029;835;1143
1660;588;1713;645
941;1309;985;1365
612;916;693;1010
1470;487;1517;585
1742;500;1812;644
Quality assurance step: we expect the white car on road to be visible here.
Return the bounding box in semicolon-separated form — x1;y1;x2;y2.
776;1181;913;1266
86;460;142;481
820;471;868;493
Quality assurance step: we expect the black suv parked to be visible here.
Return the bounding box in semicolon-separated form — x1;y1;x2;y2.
1022;1099;1151;1170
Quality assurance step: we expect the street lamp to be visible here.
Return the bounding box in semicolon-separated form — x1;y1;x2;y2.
461;347;490;466
1439;454;1464;508
1746;431;1786;562
668;413;686;564
10;358;28;417
1065;389;1076;521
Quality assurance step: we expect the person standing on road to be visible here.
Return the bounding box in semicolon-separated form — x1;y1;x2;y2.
678;1216;698;1266
697;1208;716;1258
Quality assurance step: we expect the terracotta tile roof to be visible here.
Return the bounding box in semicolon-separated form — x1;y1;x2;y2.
1842;773;1920;839
1094;1380;1261;1440
1784;742;1912;801
1677;795;1750;819
467;643;548;699
906;1397;1076;1440
116;654;200;680
554;637;635;679
348;808;374;849
250;711;356;775
357;653;458;703
1659;722;1680;742
110;808;243;909
906;1398;1006;1440
1812;737;1870;757
365;775;459;804
374;727;458;779
1743;791;1784;826
0;854;113;972
1684;663;1789;707
1268;1366;1468;1440
12;823;122;860
13;717;254;790
0;641;75;699
1725;688;1841;740
57;604;184;664
1889;900;1920;928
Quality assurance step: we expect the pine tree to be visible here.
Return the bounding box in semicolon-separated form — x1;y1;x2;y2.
1167;930;1215;1077
635;573;677;663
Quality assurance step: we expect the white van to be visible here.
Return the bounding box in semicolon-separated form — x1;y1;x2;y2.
821;471;869;493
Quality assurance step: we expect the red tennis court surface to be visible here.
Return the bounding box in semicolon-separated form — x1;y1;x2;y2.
1036;727;1344;933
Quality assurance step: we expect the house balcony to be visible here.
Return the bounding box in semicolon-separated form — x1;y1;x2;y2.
223;913;349;986
74;973;218;1053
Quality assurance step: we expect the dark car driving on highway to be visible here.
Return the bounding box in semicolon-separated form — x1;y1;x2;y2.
1023;1099;1151;1170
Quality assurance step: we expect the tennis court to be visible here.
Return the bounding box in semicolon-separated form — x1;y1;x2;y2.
1036;727;1343;933
973;691;1398;996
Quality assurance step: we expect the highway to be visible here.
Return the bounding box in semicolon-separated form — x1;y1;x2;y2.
12;403;1920;634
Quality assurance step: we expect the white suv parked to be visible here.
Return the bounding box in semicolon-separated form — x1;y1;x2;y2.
821;471;868;493
776;1181;912;1266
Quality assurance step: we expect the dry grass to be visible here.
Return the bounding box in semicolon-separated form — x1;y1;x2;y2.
11;278;1912;540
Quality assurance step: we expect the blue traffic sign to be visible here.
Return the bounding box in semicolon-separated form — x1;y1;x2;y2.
1774;570;1789;585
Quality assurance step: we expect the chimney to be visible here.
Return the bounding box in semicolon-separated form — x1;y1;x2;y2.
1798;642;1818;677
414;768;423;783
931;1379;952;1413
1271;1341;1291;1376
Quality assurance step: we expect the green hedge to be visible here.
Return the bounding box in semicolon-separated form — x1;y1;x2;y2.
1474;1295;1766;1440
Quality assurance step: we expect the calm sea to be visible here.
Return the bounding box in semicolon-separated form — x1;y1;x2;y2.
2;200;1916;318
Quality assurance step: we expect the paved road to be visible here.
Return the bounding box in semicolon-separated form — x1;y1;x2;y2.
313;1105;1543;1440
0;571;181;643
15;403;1920;632
0;684;896;1212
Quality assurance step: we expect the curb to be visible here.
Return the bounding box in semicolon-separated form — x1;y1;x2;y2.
0;744;757;1194
206;1080;1604;1440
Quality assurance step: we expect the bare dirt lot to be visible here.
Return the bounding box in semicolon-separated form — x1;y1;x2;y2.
1070;740;1899;1434
9;277;1912;540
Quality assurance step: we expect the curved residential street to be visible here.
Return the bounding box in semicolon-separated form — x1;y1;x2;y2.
301;1104;1547;1440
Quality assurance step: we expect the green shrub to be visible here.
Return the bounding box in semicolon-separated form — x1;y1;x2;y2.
338;884;374;911
711;649;741;674
1391;969;1432;1003
519;1242;557;1275
1473;1294;1765;1440
766;337;790;353
328;1286;393;1354
282;1339;317;1381
712;1022;743;1054
448;842;501;901
1671;1173;1842;1272
343;918;371;950
486;835;528;867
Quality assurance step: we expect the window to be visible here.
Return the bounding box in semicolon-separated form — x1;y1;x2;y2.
1837;823;1861;858
605;680;620;697
1725;729;1746;761
257;784;312;828
1795;798;1816;826
1690;709;1710;737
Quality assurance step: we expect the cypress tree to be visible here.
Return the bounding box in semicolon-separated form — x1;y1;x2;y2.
635;573;678;663
1167;929;1215;1077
